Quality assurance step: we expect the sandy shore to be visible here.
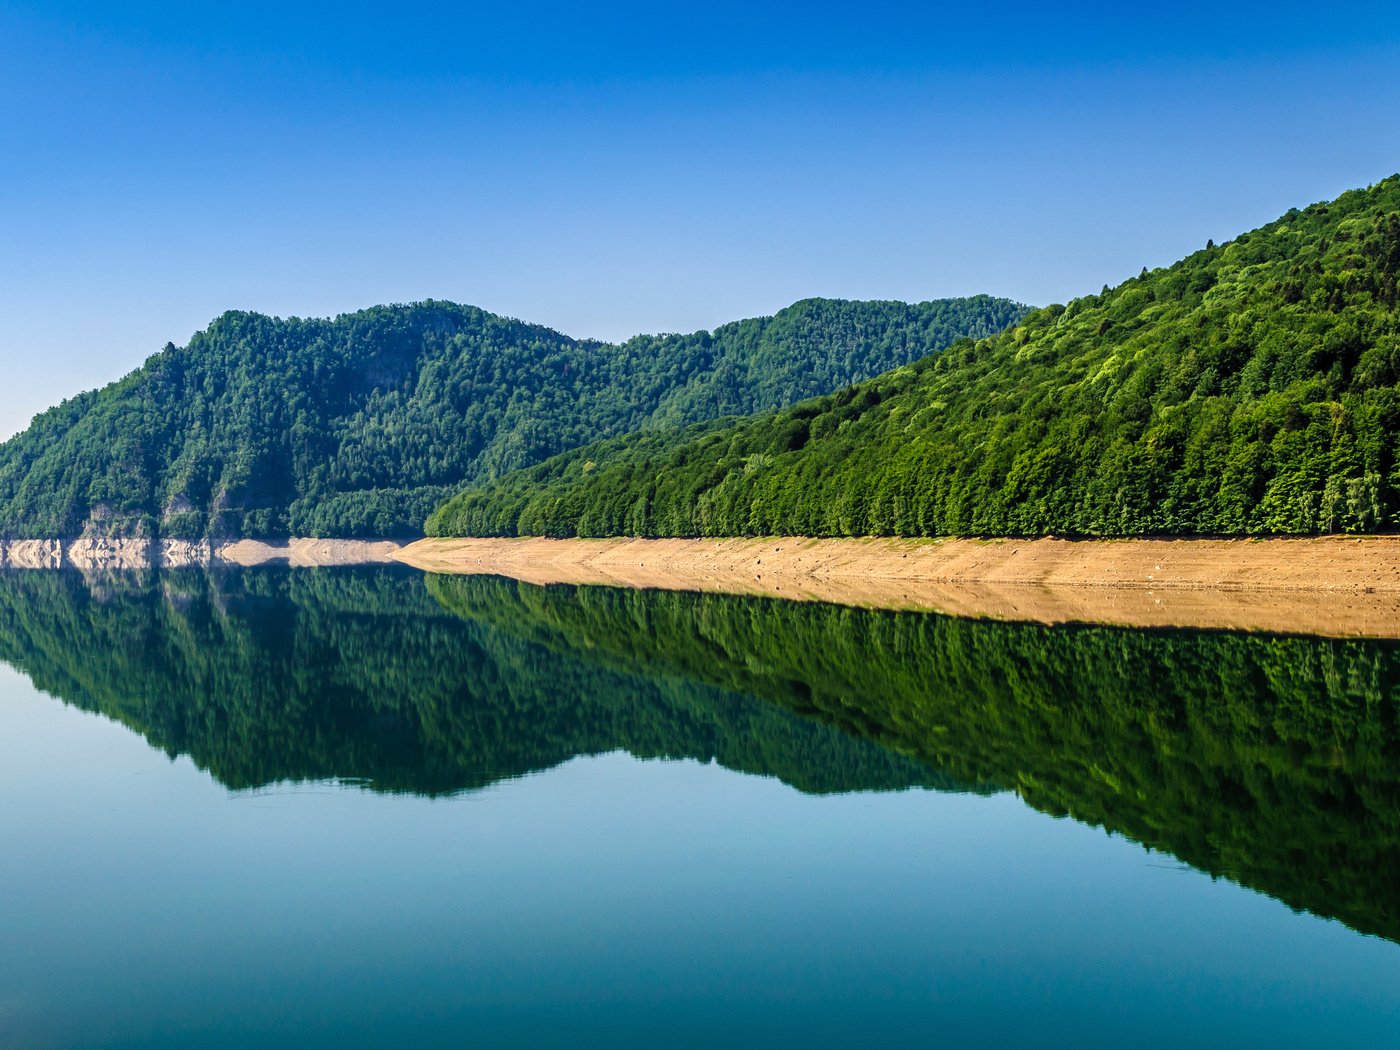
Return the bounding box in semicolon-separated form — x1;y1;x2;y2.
396;535;1400;639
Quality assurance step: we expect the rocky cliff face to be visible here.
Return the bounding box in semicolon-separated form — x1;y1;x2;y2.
0;538;403;570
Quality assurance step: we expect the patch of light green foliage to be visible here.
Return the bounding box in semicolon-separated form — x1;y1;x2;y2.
430;176;1400;538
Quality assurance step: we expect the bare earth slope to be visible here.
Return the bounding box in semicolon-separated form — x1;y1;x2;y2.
397;535;1400;639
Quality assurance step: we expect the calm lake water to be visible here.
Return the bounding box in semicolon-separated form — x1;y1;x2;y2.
0;566;1398;1048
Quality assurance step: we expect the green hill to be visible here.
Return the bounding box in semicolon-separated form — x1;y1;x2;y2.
429;176;1400;538
0;296;1025;539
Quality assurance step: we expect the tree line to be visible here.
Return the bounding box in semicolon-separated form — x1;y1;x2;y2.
0;296;1026;538
430;177;1400;538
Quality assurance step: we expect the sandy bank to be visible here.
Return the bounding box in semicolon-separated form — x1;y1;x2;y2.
396;535;1400;639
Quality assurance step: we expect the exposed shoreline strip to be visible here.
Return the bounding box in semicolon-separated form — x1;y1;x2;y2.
395;535;1400;639
0;537;405;570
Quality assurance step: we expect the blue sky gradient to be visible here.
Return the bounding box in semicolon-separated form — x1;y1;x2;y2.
2;1;1399;436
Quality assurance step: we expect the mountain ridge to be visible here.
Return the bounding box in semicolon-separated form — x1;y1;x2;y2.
0;294;1027;539
429;176;1400;539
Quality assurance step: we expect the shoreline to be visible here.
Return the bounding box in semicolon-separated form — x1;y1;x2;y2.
0;537;405;570
396;535;1400;639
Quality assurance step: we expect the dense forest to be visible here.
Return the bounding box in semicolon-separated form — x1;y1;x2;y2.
0;296;1025;539
430;176;1400;538
430;576;1400;944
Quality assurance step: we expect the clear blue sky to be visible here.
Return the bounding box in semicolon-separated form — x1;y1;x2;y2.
2;1;1398;438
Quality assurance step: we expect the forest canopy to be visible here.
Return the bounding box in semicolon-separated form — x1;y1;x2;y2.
0;296;1025;538
429;176;1400;539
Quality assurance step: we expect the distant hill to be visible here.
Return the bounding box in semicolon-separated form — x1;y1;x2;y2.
0;296;1026;538
429;176;1400;538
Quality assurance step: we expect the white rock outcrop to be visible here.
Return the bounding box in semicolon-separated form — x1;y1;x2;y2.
4;539;65;569
66;538;153;569
0;537;403;569
156;539;215;567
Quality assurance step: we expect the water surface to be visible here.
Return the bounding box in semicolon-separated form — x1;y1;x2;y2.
0;567;1397;1047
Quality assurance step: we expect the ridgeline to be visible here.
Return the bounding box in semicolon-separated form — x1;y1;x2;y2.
430;177;1400;538
0;296;1024;539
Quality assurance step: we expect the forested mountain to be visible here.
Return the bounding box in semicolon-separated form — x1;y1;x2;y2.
0;296;1026;538
430;176;1400;538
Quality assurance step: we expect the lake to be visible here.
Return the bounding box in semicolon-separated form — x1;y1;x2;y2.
0;566;1397;1048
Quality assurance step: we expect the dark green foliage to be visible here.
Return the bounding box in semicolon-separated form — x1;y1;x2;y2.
431;177;1400;538
0;567;941;796
430;577;1400;943
0;296;1026;539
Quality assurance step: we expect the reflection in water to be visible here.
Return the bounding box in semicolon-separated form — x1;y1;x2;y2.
1;567;1399;945
433;576;1400;944
0;568;945;797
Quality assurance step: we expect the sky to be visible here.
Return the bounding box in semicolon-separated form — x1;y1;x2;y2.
1;2;1399;438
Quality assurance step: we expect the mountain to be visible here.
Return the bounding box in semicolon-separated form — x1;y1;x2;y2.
429;176;1400;538
0;296;1026;539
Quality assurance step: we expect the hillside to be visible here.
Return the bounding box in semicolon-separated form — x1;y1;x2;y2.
429;176;1400;538
0;296;1025;539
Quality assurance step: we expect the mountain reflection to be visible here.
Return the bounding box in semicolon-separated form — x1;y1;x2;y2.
440;576;1400;943
0;567;947;797
1;567;1398;944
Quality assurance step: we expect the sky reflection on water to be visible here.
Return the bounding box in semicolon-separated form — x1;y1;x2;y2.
0;652;1398;1049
